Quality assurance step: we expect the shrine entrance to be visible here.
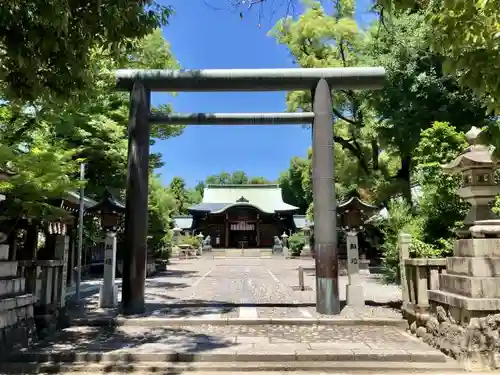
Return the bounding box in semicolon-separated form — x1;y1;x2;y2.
116;67;385;315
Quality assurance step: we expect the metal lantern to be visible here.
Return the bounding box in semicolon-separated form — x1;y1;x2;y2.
87;188;125;232
338;196;377;231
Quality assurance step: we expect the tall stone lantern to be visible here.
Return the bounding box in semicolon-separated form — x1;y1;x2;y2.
87;188;125;308
337;196;377;307
301;224;312;257
428;127;500;326
442;126;500;237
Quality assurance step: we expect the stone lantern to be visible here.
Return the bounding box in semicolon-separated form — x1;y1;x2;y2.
427;127;500;326
196;232;204;255
442;126;500;237
87;188;125;308
281;231;289;257
337;196;377;307
301;224;312;257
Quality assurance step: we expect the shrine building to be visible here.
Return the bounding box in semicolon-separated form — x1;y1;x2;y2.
173;184;307;248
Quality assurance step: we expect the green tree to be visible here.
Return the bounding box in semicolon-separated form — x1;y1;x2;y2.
376;0;500;111
365;11;492;202
148;175;176;259
168;177;188;215
414;122;469;246
0;30;183;220
279;157;309;213
205;171;271;185
270;1;393;201
0;0;172;101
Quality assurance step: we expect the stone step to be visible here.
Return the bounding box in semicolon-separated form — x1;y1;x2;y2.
0;277;25;297
454;238;500;257
0;293;35;315
0;261;17;278
0;244;9;260
0;361;467;374
439;273;500;298
447;257;500;277
7;347;451;364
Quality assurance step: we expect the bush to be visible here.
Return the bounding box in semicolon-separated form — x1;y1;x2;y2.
373;199;423;283
288;232;307;257
179;234;200;248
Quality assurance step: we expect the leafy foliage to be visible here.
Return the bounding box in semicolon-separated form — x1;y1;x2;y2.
287;232;307;257
376;0;500;112
0;1;172;101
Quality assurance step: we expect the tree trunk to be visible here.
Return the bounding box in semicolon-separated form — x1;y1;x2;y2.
396;155;413;204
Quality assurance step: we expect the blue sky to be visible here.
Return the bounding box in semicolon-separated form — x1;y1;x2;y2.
152;0;376;187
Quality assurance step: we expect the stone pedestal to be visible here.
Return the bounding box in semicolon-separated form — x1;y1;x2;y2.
301;243;312;257
428;221;500;323
345;231;364;307
172;245;180;258
283;245;290;258
99;232;118;308
0;243;36;360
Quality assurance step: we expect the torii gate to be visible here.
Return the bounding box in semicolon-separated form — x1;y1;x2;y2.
114;67;386;315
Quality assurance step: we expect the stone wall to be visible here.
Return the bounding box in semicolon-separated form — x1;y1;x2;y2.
405;305;500;371
0;244;37;361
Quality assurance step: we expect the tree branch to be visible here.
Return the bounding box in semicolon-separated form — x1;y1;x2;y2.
331;106;357;125
334;135;370;175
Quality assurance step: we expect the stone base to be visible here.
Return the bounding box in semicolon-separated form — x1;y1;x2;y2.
405;303;500;371
99;283;118;308
0;317;36;361
33;304;69;339
439;273;500;298
0;294;37;361
346;284;364;307
429;289;500;323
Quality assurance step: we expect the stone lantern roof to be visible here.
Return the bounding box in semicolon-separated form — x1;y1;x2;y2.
442;126;498;173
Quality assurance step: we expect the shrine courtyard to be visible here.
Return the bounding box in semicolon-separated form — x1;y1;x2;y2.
0;255;471;374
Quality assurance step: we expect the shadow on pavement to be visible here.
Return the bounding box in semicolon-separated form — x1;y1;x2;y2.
5;321;237;374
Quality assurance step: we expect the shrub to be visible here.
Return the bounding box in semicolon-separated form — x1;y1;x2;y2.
288;232;307;257
179;234;200;248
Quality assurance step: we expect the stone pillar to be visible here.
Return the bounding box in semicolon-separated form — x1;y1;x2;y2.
346;231;364;307
122;83;151;315
312;79;340;315
54;234;69;309
99;231;118;308
398;233;411;310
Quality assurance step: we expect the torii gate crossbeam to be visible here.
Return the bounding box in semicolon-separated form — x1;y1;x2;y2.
117;67;386;316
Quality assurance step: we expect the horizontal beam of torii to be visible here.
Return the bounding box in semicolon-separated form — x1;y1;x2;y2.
149;112;315;125
115;67;385;91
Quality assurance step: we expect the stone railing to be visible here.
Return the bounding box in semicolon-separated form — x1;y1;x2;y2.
17;260;67;337
403;258;447;313
398;233;448;315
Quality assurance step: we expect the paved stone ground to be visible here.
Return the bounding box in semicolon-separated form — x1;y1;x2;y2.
71;255;402;320
16;324;442;363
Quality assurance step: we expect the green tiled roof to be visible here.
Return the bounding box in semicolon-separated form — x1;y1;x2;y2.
173;216;193;230
190;184;298;214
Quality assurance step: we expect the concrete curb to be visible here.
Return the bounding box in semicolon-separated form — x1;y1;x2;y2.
0;361;466;374
69;316;408;328
8;350;447;363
